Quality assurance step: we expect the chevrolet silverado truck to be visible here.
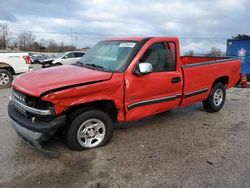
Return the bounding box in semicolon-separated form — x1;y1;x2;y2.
8;37;244;156
0;53;31;89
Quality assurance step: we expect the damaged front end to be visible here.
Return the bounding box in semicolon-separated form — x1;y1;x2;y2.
8;89;66;158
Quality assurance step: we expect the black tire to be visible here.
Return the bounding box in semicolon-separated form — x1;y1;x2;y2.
66;110;113;150
42;61;53;68
42;62;49;68
203;82;226;113
0;69;13;89
54;63;62;66
34;60;40;64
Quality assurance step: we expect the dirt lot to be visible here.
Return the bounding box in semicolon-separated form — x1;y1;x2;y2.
0;84;250;187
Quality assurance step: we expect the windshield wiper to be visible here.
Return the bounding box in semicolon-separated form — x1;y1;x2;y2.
74;61;85;67
74;61;95;69
85;63;112;72
74;61;112;72
86;63;105;70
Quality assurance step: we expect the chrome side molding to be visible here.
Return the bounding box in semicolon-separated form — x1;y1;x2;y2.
128;94;181;110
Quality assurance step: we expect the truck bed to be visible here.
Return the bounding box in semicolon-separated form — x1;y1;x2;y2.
180;56;228;65
180;56;241;107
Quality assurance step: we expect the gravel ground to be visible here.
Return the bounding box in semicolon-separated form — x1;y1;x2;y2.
0;77;249;187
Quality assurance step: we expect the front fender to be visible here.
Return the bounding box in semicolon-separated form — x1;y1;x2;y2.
41;73;125;121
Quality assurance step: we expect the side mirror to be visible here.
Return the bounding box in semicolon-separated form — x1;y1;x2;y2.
134;62;153;75
63;55;68;59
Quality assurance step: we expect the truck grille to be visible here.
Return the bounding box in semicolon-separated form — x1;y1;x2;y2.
12;89;54;118
13;90;26;104
12;90;27;115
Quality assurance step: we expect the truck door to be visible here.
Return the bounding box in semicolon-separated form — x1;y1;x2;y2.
125;40;183;121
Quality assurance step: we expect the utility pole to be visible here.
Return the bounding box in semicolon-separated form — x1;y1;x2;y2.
75;32;77;50
70;28;73;46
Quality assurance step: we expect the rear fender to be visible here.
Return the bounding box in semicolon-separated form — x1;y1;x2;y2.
0;62;15;74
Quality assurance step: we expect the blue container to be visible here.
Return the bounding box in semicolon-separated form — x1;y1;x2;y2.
226;38;250;80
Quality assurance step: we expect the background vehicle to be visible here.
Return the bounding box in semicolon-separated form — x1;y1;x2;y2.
226;38;250;80
41;58;56;68
0;53;30;89
51;51;85;66
8;37;242;156
30;54;48;64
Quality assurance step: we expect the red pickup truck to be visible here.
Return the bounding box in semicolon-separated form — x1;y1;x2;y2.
8;37;243;156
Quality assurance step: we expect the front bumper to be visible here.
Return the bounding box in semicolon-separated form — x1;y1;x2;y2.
8;101;66;157
8;101;65;133
10;117;45;142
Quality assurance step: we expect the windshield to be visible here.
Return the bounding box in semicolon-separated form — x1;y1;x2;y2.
79;41;137;71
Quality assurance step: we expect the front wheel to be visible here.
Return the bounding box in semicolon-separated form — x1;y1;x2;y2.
66;110;113;150
0;69;13;89
203;82;226;113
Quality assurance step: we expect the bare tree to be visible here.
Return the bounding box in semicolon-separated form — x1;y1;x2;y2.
0;23;10;49
47;39;59;52
17;32;36;50
184;50;194;56
208;47;222;57
44;40;75;52
29;41;41;51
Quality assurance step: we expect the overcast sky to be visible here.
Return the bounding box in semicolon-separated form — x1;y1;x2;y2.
0;0;249;53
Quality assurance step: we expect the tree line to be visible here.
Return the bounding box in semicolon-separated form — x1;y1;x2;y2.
0;23;77;52
2;22;248;54
184;47;224;57
184;34;250;56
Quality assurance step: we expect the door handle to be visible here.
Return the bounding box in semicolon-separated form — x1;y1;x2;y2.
171;77;181;83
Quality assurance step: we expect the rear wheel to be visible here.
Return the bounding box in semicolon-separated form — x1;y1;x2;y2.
203;82;226;113
0;69;13;89
66;110;113;150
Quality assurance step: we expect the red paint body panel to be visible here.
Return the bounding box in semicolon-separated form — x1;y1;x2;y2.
124;37;183;120
12;37;241;124
181;58;240;106
42;73;125;121
13;65;112;97
180;56;225;65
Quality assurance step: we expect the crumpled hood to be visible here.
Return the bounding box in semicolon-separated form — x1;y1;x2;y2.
13;65;113;97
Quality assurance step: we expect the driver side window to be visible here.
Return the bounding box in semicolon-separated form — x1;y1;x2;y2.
140;42;176;72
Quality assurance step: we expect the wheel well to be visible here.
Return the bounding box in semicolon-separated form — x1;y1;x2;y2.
213;76;229;87
0;63;15;74
65;100;118;123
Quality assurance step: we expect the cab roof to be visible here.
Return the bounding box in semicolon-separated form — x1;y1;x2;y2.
103;37;178;42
